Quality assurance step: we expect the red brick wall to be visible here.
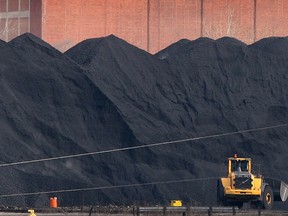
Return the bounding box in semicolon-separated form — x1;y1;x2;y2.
0;20;5;40
8;0;18;11
41;0;148;51
7;18;18;41
202;0;255;44
149;0;202;53
256;0;288;39
0;0;6;12
24;0;288;53
20;17;29;35
105;0;148;50
21;0;29;11
0;0;30;41
30;0;42;38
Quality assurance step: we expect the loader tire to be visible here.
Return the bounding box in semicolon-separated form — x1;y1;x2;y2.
217;179;225;206
263;186;273;210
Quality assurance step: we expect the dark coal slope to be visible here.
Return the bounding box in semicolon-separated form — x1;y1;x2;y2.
0;33;140;206
66;35;182;144
67;35;288;206
155;37;288;183
0;40;6;48
66;36;206;205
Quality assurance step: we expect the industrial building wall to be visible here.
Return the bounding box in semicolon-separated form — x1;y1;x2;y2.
0;0;30;41
41;0;148;51
2;0;288;53
0;0;41;41
40;0;288;53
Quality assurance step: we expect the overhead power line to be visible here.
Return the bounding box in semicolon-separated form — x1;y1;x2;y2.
0;123;286;199
0;176;219;198
0;123;287;168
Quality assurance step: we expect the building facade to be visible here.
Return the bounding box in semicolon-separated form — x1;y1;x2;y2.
0;0;41;41
1;0;288;53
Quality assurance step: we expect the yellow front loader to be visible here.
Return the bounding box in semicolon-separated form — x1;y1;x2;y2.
217;154;288;209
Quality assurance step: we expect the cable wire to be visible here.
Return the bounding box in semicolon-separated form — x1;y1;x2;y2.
0;123;287;198
0;176;220;198
0;123;287;168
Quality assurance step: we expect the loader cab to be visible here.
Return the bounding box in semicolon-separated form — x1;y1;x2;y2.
228;154;251;175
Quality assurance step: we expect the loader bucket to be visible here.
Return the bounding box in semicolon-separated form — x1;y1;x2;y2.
280;181;288;202
265;178;288;202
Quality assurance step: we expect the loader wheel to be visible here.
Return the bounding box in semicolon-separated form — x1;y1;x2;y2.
263;186;273;210
217;179;225;206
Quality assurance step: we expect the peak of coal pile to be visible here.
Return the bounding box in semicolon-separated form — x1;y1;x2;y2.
249;36;288;57
9;33;67;60
155;37;214;59
155;37;247;61
66;35;179;144
10;33;52;48
0;33;288;208
216;37;247;46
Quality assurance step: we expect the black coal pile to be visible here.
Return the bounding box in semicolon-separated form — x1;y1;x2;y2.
0;33;139;206
0;33;287;208
66;35;288;206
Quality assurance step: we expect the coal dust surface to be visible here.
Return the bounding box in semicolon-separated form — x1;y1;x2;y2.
0;33;287;208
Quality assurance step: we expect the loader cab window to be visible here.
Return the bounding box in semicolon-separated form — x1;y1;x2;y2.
231;160;249;172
